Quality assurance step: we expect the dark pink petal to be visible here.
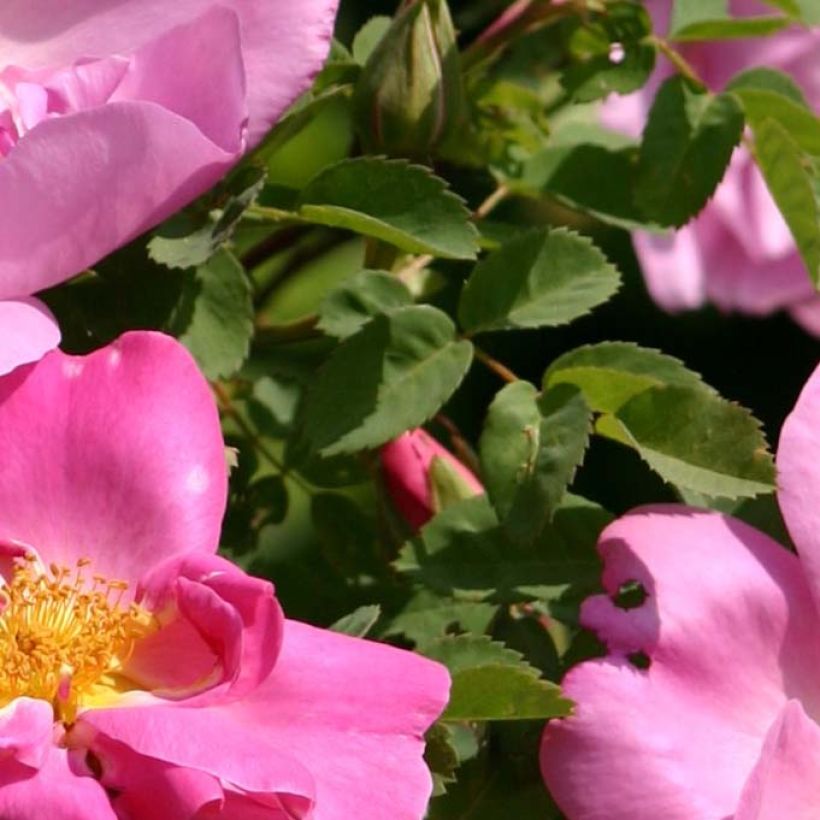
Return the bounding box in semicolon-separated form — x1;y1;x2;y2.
126;553;283;699
778;362;820;607
0;744;113;819
381;429;483;530
541;506;820;819
0;0;338;146
736;701;820;820
0;332;227;587
0;298;60;376
88;734;223;819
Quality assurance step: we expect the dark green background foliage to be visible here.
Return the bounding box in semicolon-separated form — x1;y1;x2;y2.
45;0;820;815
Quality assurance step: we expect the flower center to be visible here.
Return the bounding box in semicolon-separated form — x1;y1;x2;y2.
0;555;153;724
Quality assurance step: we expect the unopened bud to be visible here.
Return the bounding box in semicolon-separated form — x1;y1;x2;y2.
353;0;466;158
380;429;483;531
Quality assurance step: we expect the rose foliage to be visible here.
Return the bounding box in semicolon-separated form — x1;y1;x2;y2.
1;0;820;817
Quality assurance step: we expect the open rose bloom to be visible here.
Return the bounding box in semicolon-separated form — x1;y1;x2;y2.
0;0;337;375
541;360;820;817
601;0;820;331
0;331;448;818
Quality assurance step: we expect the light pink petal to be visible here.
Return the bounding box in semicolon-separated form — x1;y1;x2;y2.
789;297;820;337
0;297;60;376
0;698;54;770
541;506;820;819
126;553;283;700
110;7;247;154
217;620;451;820
0;332;227;587
698;224;813;315
632;228;707;311
735;700;820;820
0;744;114;819
0;0;338;146
78;705;315;817
0;78;242;299
778;363;820;609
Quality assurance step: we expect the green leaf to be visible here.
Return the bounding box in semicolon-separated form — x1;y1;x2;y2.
149;166;265;270
421;634;526;672
726;67;809;106
317;269;413;339
749;118;820;285
382;590;498;644
421;635;572;722
458;229;621;333
561;2;655;102
352;16;393;64
441;665;572;721
425;723;460;796
302;306;474;455
543;342;708;414
731;88;820;157
480;382;591;543
513;143;648;230
603;385;776;498
297;158;479;259
636;76;744;226
331;604;382;637
168;249;254;379
670;0;790;39
395;495;606;601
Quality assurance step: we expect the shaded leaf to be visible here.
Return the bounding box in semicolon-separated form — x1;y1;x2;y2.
636;76;744;226
297;158;479;259
331;604;382;637
318;269;413;339
459;229;621;333
302;306;474;456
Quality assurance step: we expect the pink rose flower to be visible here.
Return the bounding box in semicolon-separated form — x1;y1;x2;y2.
0;0;338;375
0;331;449;818
381;429;484;531
601;0;820;332
540;360;820;817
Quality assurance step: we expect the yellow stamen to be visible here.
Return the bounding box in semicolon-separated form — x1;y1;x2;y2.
0;556;153;724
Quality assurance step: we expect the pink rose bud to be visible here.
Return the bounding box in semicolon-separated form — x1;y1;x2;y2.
380;429;484;530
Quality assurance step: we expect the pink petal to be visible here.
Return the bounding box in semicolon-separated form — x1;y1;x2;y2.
0;698;54;770
89;735;224;819
0;35;244;298
86;621;449;819
736;701;820;820
778;363;820;608
632;228;707;311
0;0;338;146
0;332;227;587
126;553;283;700
218;620;451;819
0;744;114;819
789;297;820;338
541;506;820;819
110;7;247;154
79;706;315;816
0;297;60;376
